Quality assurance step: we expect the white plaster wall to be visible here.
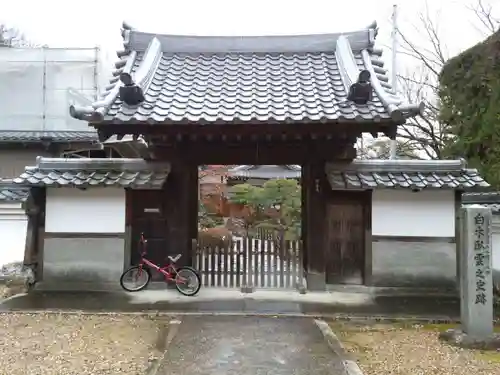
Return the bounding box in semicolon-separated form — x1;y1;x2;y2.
0;203;28;266
372;190;455;237
45;188;125;233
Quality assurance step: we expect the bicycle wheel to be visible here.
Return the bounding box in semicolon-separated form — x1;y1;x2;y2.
120;266;151;292
174;266;201;296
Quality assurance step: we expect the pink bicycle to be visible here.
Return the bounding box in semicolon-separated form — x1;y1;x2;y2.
120;233;201;296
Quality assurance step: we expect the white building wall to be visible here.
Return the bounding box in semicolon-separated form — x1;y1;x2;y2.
0;47;102;132
372;189;455;237
45;188;125;233
0;203;27;267
370;189;457;289
41;188;126;291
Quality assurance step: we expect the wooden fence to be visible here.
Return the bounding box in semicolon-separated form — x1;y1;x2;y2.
255;228;276;240
192;237;304;290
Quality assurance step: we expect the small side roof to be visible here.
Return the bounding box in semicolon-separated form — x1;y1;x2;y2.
0;130;99;145
0;180;30;203
13;157;170;189
70;21;423;126
462;191;500;214
326;159;489;191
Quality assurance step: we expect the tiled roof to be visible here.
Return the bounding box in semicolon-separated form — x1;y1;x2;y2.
69;22;423;125
326;159;489;191
13;157;170;189
463;203;500;214
0;130;99;144
0;181;30;202
228;165;301;179
462;191;500;214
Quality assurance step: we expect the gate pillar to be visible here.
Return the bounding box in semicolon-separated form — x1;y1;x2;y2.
302;162;327;291
163;160;199;267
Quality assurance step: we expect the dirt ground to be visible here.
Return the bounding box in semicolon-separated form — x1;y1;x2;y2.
0;312;166;375
332;321;500;375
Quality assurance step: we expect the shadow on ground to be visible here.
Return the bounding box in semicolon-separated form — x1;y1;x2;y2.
0;290;479;318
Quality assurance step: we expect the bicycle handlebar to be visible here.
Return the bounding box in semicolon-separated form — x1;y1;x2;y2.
138;233;183;264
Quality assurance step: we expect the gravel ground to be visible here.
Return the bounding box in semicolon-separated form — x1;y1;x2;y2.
0;312;164;375
333;322;500;375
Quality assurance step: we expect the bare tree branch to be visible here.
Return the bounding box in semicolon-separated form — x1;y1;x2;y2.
385;1;498;160
467;0;500;35
356;136;422;160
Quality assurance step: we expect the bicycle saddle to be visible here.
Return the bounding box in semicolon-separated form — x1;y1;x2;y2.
168;254;182;263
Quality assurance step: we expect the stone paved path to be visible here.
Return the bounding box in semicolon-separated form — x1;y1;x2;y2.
157;316;346;375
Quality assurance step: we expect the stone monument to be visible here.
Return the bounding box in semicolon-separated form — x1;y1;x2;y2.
440;205;499;348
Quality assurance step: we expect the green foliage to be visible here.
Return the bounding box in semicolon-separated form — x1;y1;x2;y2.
228;183;265;206
259;179;302;237
228;183;268;229
228;179;302;239
439;31;500;187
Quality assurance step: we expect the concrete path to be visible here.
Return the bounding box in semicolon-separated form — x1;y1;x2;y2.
157;316;346;375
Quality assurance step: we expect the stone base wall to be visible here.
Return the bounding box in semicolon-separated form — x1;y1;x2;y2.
371;238;456;289
40;236;125;291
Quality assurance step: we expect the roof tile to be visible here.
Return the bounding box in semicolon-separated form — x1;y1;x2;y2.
463;191;500;213
105;53;392;124
70;23;423;125
13;157;170;189
227;165;301;179
227;161;489;191
0;186;30;202
0;130;98;144
326;159;489;191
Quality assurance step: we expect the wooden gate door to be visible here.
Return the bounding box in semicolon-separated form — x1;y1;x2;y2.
325;191;367;285
128;190;168;280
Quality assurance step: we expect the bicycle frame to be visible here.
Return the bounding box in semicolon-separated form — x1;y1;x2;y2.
138;257;178;282
137;233;186;283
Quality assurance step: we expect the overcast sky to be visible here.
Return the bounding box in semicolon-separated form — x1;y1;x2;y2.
0;0;498;151
1;0;498;54
0;0;499;93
